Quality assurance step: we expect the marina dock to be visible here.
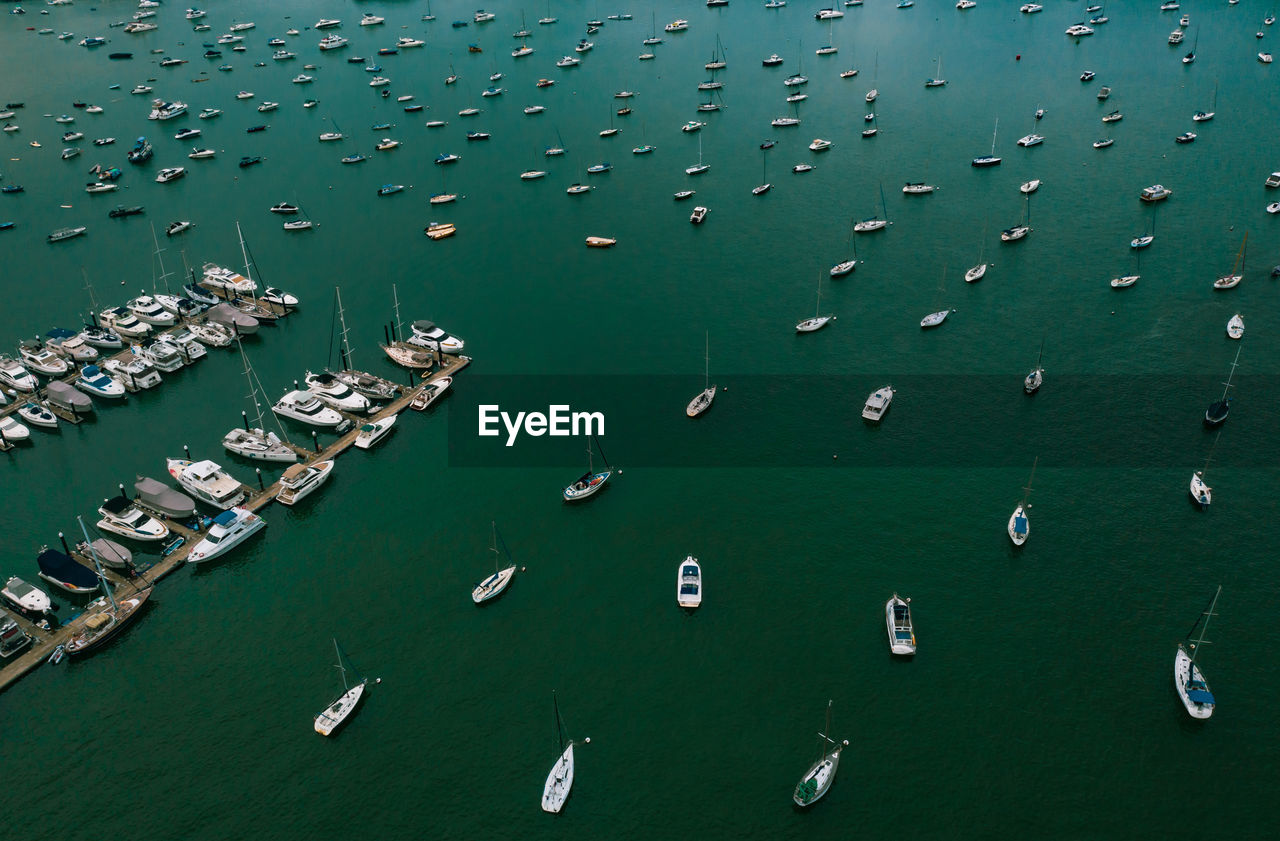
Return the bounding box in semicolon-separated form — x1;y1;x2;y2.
0;352;466;693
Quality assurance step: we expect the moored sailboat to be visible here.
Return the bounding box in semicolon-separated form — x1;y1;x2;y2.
314;638;369;736
793;700;849;807
1174;586;1220;719
686;331;716;417
472;521;517;604
1008;457;1037;546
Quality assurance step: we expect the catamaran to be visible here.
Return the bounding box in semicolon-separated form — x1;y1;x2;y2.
314;639;369;735
793;700;849;807
1174;586;1221;719
472;521;517;604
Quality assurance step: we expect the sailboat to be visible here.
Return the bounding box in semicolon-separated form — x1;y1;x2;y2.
1023;339;1044;394
830;221;859;276
753;150;772;195
1189;434;1217;508
541;692;582;813
472;521;517;603
1000;192;1033;241
1174;586;1220;719
686;331;716;417
1182;28;1198;64
925;55;946;87
313;638;369;736
381;284;435;369
853;182;890;232
228;222;280;322
792;700;849;808
707;34;728;69
1007;457;1037;546
796;274;834;332
1204;345;1241;427
328;288;400;401
972;117;1001;167
965;221;989;282
920;267;954;328
1193;81;1217;121
685;132;709;175
1213;232;1248;289
563;435;612;501
64;516;153;657
223;338;298;462
1131;202;1158;249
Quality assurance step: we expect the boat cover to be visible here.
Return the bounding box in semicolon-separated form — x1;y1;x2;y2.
100;494;134;516
47;380;94;411
134;475;196;518
1014;515;1028;533
88;538;132;567
37;548;99;589
1187;687;1215;705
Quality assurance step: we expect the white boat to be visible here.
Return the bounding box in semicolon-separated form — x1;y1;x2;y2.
1024;340;1045;394
1020;179;1041;194
886;594;916;655
128;294;176;326
0;355;38;392
78;325;123;350
101;357;162;391
564;436;612;501
45;329;99;362
276;460;334;506
1174;586;1220;719
155;166;186;183
920;309;954;328
186;507;266;563
686;332;716;417
202;263;257;295
147;100;188;121
797;274;834;333
304;371;371;413
408;320;465;353
1190;469;1212;508
354;413;398;450
902;182;937;195
965;264;987;283
17;401;58;429
18;341;69;376
1110;275;1139;288
274;390;346;428
188;321;234;348
0;415;30;441
541;694;578;813
167;458;246;510
410;377;452;411
1008;458;1037;545
1017;134;1044;147
472;522;517;604
1227;314;1244;340
315;18;342;29
1065;24;1094;36
97;495;170;541
98;307;151;338
136;338;184;373
314;639;368;736
318;35;349;50
861;385;894;422
1213;233;1248;290
830;260;858;277
793;700;848;807
1140;184;1172;202
75;364;127;399
2;576;52;617
1001;225;1031;242
677;556;702;608
224;344;297;463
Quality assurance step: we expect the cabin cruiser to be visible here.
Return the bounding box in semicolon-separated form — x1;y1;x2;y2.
223;424;297;463
97;495;170;541
188;321;234;348
259;288;299;308
155;293;204;319
398;36;425;48
167;458;247;510
331;369;399;401
133;475;197;519
99;306;151;338
1140;184;1172;202
861;386;894;422
273;390;346;427
75;364;127;399
677;557;702;608
354;413;398;449
202;263;257;295
1;613;32;659
187;508;266;564
135;338;185;373
102;356;162;390
128;294;177;326
18;341;70;376
0;355;39;392
318;35;348;50
2;577;52;619
408;320;465;353
148;100;188;121
157;329;207;363
304;371;371;412
77;325;122;350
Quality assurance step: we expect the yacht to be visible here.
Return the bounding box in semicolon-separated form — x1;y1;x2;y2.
187;508;266;564
202;263;257;295
98;307;151;339
886;594;916;655
223;425;296;463
147;100;187;121
157;329;207;363
198;107;222;119
354;413;398;449
809;138;833;152
318;35;349;50
276;460;335;506
101;357;162;390
1017;134;1044;147
75;365;127;399
861;386;894;422
304;371;371;413
315;18;342;29
18;341;69;376
763;54;784;67
1227;314;1244;340
666;19;690;31
410;376;452;411
128;294;177;326
556;55;580;67
2;577;52;619
1065;24;1094;36
166;458;247;510
0;356;38;393
398;37;425;48
136;338;184;373
408;320;465;353
260;288;299;308
1140;184;1172;202
273;390;346;427
189;321;234;348
97;495;170;541
676;557;702;608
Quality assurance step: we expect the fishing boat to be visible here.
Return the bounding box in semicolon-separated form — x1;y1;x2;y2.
1204;346;1241;427
861;385;894;422
1213;233;1248;290
1227;314;1244;340
1008;457;1037;546
97;495;169;541
793;701;849;807
797;274;834;333
541;693;580;813
564;435;613;501
972;117;1001;167
687;331;716;417
1024;340;1045;394
410;377;452;411
1174;586;1221;719
187;508;265;564
472;522;517;604
886;594;915;655
314;639;369;736
64;518;152;656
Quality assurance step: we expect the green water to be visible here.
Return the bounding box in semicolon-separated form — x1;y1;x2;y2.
2;2;1279;838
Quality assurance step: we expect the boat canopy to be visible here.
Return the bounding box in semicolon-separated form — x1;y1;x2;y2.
1014;515;1028;532
100;494;134;515
37;548;100;588
1187;686;1215;705
212;509;238;527
281;464;309;483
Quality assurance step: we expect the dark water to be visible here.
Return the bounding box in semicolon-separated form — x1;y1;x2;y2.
2;2;1278;839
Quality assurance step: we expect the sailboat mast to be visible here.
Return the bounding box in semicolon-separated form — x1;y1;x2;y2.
77;516;118;611
391;283;403;341
333;638;351;692
703;330;710;388
149;222;172;294
1022;456;1038;506
490;520;500;572
553;692;564;752
335;286;355;368
1188;586;1222;662
992;117;999;155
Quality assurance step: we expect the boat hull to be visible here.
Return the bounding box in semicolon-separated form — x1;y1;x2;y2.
315;682;367;735
1174;646;1214;719
541;743;575;813
472;565;516;603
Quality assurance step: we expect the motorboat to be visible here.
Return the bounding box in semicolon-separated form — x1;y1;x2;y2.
0;355;38;392
676;557;702;608
1093;138;1114;149
318;35;349;50
48;380;98;414
408;321;465;353
690;206;709;224
18;340;70;376
198;108;221;119
223;425;297;463
354;413;398;449
157;329;207;364
166;220;194;236
2;577;52;619
1;614;33;659
809;138;833;152
1065;24;1094;36
136;338;184;373
273;390;346;427
155;166;187;183
410;377;452;411
187;508;266;564
921;309;955;327
17;401;58;429
78;324;123;350
1102;111;1123;123
48;226;89;242
1020;179;1041;194
276;460;335;506
861;385;894;421
202;263;257;295
188;321;234;348
304;371;371;413
886;594;916;655
585;236;617;248
128;294;177;326
133;475;197;519
98;306;151;338
902;183;937;195
97;495;170;541
0;416;30;442
315;18;342;29
1175;132;1197;144
75;365;127;399
1227;314;1244;340
1110;275;1139;288
37;548;100;595
1017;134;1044;147
147;100;188;121
260;288;299;308
166;458;246;510
101;357;162;391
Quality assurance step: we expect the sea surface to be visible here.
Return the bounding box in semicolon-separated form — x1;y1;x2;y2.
2;2;1278;839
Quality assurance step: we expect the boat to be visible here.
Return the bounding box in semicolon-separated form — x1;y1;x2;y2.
62;520;152;656
1213;233;1248;290
1093;138;1115;149
187;507;265;564
1024;339;1045;394
541;693;578;813
408;320;465;354
1227;314;1244;340
921;309;954;328
973;118;1002;167
1204;345;1241;427
677;556;702;608
410;377;452;411
1;614;32;659
1001;224;1031;242
1008;457;1037;546
75;364;127;399
166;220;193;236
1174;586;1221;719
903;182;937;195
2;576;52;619
586;236;616;247
109;206;146;219
274;390;346;428
1190;465;1212;509
686;332;716;417
0;355;38;393
304;372;371;414
132;475;196;520
425;222;456;240
148;100;188;121
275;460;334;507
126;137;153;163
98;307;151;339
166;458;246;510
473;522;517;604
1262;52;1274;64
1017;133;1044;147
318;35;349;51
206;302;260;335
886;594;916;654
797;272;835;333
35;547;99;595
100;356;162;391
354;413;398;450
128;294;176;326
861;385;894;422
314;639;369;736
690;206;709;224
18;340;70;376
793;701;848;807
564;435;613;501
48;226;88;243
97;495;169;541
17;401;58;429
135;338;183;373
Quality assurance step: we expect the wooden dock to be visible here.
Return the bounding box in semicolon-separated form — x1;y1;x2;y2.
0;354;467;694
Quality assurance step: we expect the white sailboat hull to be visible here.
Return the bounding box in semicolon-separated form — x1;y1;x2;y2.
541;743;575;812
1174;646;1214;719
1008;504;1029;545
472;565;516;603
314;681;367;735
